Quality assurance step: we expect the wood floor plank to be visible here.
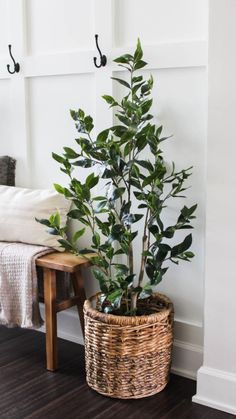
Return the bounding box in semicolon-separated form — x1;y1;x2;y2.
0;326;233;419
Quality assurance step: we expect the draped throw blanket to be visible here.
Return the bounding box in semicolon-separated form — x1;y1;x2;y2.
0;242;52;328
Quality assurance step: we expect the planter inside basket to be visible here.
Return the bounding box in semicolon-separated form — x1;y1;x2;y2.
38;39;197;400
84;293;174;399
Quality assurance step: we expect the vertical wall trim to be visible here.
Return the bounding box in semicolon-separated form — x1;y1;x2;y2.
8;0;30;186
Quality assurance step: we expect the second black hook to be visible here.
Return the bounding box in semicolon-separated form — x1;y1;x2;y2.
94;34;107;68
7;44;20;74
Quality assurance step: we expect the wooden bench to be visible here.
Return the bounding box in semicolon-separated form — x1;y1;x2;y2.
36;251;92;372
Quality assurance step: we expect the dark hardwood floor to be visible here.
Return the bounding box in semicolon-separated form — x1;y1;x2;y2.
0;326;233;419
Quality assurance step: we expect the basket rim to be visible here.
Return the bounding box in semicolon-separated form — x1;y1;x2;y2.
84;292;173;326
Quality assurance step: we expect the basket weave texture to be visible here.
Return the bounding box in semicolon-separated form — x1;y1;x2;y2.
84;293;174;399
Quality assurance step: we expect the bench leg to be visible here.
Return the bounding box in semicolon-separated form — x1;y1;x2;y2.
72;270;86;337
43;268;57;371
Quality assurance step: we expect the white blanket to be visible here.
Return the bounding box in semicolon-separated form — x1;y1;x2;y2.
0;242;51;328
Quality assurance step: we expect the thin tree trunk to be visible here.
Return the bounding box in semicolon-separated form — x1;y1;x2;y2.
131;292;138;312
128;243;134;276
138;234;148;286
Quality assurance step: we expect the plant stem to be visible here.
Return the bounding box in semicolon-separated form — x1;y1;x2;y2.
131;292;138;312
129;243;134;276
138;208;149;286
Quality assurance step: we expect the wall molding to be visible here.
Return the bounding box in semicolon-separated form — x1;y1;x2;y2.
112;40;207;71
172;319;203;380
193;366;236;415
39;306;203;380
0;40;207;81
172;338;203;380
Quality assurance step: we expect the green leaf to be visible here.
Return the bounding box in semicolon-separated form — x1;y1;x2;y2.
54;212;60;228
52;153;65;164
125;274;136;284
134;60;147;71
146;261;155;280
116;114;131;126
109;224;124;242
184;251;195;258
58;239;74;251
93;269;108;293
72;228;86;243
114;54;133;64
171;234;193;257
178;204;197;223
134;38;143;62
156;244;171;263
70;109;77;120
111;187;125;201
63;147;79;159
84;115;94;133
122;213;143;225
102;95;118;108
111;77;130;89
92;232;100;247
107;289;123;304
97;128;109;143
93;196;107;201
96;200;107;212
149;225;159;236
163;227;175;238
132;75;143;83
35;218;51;227
124;141;133;157
137;160;153;172
78;109;85;119
95;216;110;236
54;183;65;194
129;178;141;189
47;227;59;236
72;158;95;168
141;99;153;115
142;173;156;188
68;209;82;219
152;268;168;285
85;173;99;189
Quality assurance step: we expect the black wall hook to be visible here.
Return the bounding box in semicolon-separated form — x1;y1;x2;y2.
7;44;20;74
93;34;107;68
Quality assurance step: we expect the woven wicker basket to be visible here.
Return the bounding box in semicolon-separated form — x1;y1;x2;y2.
84;293;174;399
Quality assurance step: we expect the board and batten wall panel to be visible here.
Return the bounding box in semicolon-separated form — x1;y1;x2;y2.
0;0;208;379
28;73;95;188
0;0;8;56
25;0;94;55
0;80;12;153
114;0;207;46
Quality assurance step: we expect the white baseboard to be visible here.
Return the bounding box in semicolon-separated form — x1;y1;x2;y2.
39;305;84;345
171;319;203;379
172;338;203;379
193;366;236;415
38;306;203;380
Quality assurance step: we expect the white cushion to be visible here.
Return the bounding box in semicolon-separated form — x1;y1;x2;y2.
0;186;71;251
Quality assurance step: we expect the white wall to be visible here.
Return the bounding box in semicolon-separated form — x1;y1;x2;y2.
0;0;208;378
193;0;236;414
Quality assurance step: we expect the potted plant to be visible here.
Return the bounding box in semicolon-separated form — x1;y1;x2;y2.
38;39;197;399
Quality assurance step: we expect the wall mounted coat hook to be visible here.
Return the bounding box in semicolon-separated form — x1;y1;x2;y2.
93;34;107;68
7;44;20;74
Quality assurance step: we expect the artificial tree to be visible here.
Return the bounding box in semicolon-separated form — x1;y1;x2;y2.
38;39;197;315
